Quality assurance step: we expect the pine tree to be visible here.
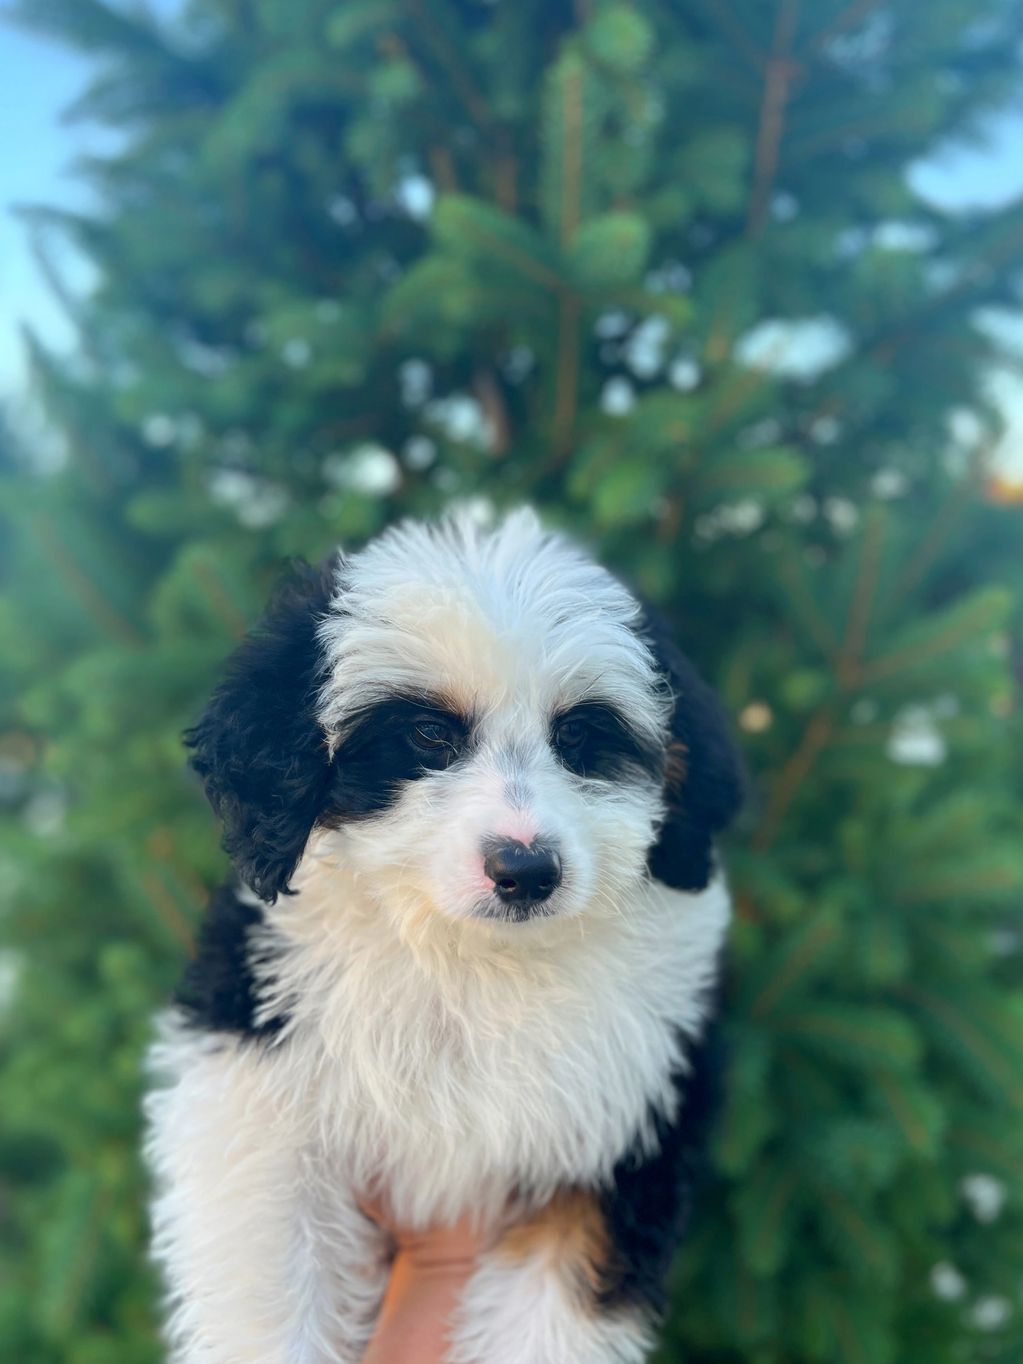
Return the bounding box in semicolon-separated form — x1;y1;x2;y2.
2;2;1023;1361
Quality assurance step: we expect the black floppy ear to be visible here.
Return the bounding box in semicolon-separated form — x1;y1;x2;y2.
641;607;745;892
185;557;338;903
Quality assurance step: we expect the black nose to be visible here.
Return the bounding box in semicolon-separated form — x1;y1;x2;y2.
484;842;562;907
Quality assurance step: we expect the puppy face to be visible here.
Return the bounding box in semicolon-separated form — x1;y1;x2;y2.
186;509;742;922
312;511;670;925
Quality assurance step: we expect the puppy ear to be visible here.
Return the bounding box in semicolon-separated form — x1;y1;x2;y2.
185;557;338;903
641;606;745;892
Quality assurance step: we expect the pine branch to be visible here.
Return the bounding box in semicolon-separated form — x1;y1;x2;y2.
886;467;983;611
754;706;834;852
32;515;145;647
815;1185;891;1278
443;208;567;294
751;912;843;1018
898;984;1023;1105
140;870;195;952
895;864;1019;907
493;136;519;214
746;0;803;237
473;366;512;455
381;29;481;187
803;0;884;59
317;418;379;453
869;216;1023;366
704;363;775;433
797;225;1023;451
755;488;886;848
558;56;585;248
827;721;893;747
147;827;212;908
776;547;840;658
656;493;684;544
733;889;760;922
692;0;767;72
402;0;495;131
188;555;250;639
20;330;118;492
735;1257;769;1340
427;143;460;193
704;289;793;377
859;602;1003;686
875;1070;931;1153
6;0;166;60
552;293;581;458
27;230;85;345
21;219;115;390
830;1282;881;1364
51;1184;112;1336
948;1125;1023;1179
783;105;908;161
754;1162;800;1256
835;509;884;687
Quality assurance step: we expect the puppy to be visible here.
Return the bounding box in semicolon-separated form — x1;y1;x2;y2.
145;507;742;1364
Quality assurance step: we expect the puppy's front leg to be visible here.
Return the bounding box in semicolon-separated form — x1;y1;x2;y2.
146;1022;388;1364
448;1191;653;1364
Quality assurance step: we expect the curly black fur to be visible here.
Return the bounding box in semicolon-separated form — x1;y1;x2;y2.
185;558;338;903
598;1013;724;1315
175;884;288;1036
640;607;745;891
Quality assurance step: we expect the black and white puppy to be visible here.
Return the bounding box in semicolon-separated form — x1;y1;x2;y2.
146;508;743;1364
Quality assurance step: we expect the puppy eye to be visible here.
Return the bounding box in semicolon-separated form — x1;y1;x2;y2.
554;717;588;751
409;718;457;753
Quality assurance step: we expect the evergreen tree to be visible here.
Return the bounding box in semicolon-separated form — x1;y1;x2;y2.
2;2;1023;1361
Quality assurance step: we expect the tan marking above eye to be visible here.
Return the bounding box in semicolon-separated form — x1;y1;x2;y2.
665;738;689;790
497;1188;611;1310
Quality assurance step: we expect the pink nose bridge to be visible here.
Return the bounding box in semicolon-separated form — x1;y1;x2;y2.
494;822;540;847
494;768;542;849
468;757;554;855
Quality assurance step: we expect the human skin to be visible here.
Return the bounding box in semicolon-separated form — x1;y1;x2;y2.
358;1198;494;1364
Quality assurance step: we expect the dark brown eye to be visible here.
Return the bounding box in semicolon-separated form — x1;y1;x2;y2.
409;718;457;752
554;717;588;751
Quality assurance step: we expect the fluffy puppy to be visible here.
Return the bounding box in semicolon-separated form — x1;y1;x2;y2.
145;507;743;1364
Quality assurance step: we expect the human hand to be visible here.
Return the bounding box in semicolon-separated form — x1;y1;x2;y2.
358;1194;497;1364
359;1192;492;1277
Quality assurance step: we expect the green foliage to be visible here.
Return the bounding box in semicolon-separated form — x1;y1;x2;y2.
2;0;1023;1360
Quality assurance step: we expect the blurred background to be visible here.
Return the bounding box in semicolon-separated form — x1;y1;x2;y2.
2;2;1023;1362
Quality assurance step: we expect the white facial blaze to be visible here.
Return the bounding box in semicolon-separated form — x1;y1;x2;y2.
318;508;669;745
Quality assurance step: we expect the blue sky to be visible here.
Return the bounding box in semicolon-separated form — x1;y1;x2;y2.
0;20;97;393
2;12;1023;468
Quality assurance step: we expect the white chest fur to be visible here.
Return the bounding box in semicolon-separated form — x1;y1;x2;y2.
252;858;730;1227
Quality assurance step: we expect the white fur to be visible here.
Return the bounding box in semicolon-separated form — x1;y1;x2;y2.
147;872;726;1363
146;508;731;1363
450;1247;654;1364
146;1022;389;1364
